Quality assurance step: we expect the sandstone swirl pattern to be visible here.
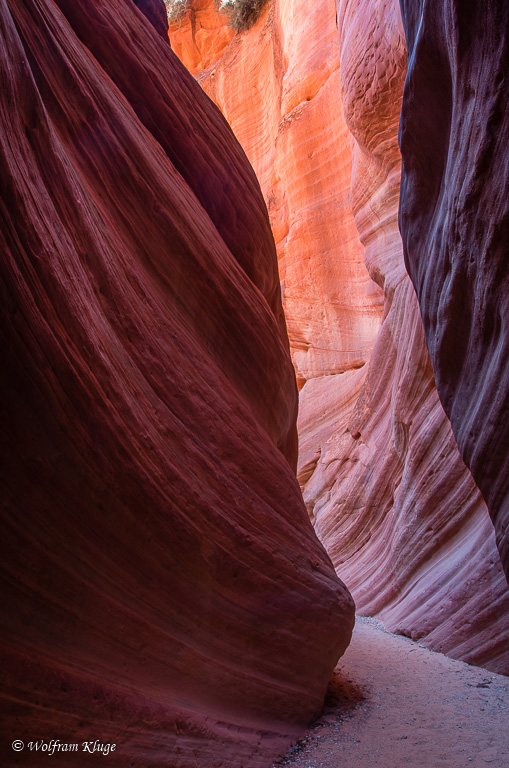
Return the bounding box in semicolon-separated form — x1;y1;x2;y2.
169;0;509;673
0;0;354;764
399;0;509;585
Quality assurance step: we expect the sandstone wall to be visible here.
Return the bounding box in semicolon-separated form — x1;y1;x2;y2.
399;0;509;584
332;0;509;672
168;0;509;673
0;1;354;764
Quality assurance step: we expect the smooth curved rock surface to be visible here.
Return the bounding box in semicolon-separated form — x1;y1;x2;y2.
169;0;509;673
399;0;509;583
0;0;355;764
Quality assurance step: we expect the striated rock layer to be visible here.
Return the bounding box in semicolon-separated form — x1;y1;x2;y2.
324;0;509;673
399;1;509;584
0;1;355;765
169;0;509;673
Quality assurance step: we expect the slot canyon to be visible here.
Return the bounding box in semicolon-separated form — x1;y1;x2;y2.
0;0;508;766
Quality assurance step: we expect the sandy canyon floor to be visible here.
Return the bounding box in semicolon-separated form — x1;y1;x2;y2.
274;617;509;768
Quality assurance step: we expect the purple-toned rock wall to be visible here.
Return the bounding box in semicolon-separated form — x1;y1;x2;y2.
399;0;509;582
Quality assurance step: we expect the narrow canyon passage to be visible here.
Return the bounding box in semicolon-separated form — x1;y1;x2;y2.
274;619;509;768
165;0;509;761
1;0;508;765
167;0;509;675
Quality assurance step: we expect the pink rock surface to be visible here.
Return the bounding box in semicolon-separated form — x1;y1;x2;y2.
0;0;354;764
169;0;509;673
399;0;509;583
323;0;509;673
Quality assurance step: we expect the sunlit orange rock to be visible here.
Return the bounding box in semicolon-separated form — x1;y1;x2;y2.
169;0;509;673
0;0;354;764
170;0;384;388
167;0;235;72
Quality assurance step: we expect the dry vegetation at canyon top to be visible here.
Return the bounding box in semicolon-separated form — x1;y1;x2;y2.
165;0;269;30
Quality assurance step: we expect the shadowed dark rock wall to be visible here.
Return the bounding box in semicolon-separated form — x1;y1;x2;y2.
399;0;509;582
133;0;169;37
0;0;354;764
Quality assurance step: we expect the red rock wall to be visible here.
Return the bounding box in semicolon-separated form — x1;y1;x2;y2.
0;0;354;764
168;0;509;673
398;0;509;584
